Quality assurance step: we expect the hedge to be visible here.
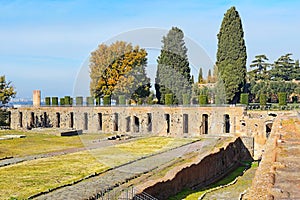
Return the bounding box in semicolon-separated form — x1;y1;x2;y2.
86;97;94;106
64;96;71;106
95;97;101;106
199;95;208;105
278;92;287;106
76;96;83;106
52;97;58;106
183;94;190;105
60;98;65;106
45;97;51;106
103;95;111;106
259;94;267;106
118;95;126;105
240;93;249;105
165;94;173;105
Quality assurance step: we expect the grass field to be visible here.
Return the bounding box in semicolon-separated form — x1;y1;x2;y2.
0;134;194;199
0;130;111;159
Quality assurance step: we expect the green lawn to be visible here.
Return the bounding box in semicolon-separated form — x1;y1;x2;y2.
0;136;194;199
0;130;111;158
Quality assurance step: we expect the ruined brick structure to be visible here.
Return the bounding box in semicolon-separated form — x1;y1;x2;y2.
9;90;286;159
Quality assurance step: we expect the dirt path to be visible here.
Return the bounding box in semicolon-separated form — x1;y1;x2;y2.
35;138;220;200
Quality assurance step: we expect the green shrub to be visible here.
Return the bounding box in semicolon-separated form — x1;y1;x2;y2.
45;97;51;106
86;97;94;106
259;94;267;106
278;92;287;106
60;98;65;106
95;97;101;106
165;94;173;105
138;98;143;105
240;93;249;105
147;95;153;105
118;95;126;105
76;96;83;106
64;96;71;106
183;94;190;105
52;97;58;106
103;95;111;106
199;95;208;105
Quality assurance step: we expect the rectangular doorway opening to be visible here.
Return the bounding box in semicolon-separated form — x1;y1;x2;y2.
202;114;208;134
183;114;188;133
164;114;170;134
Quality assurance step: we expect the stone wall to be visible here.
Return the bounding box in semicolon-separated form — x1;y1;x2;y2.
10;106;246;137
141;137;252;199
9;106;288;159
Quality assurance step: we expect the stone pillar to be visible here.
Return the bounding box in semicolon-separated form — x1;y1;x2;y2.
33;90;41;107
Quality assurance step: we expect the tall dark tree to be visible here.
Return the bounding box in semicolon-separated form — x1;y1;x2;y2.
155;27;192;104
198;67;204;83
216;6;247;104
207;69;212;83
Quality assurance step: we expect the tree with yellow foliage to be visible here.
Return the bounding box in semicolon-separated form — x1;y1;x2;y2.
90;41;150;102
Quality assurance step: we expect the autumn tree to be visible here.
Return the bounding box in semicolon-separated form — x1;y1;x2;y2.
216;6;247;104
90;41;150;102
155;27;192;104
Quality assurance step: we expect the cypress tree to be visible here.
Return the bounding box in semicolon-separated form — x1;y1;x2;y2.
155;27;192;104
207;69;212;83
216;6;247;104
198;67;204;83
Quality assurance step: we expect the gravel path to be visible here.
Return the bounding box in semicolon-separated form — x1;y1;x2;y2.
35;138;219;200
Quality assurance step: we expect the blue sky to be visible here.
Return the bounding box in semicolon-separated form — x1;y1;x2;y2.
1;0;300;98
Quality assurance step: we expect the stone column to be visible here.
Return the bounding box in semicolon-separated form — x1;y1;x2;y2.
33;90;41;107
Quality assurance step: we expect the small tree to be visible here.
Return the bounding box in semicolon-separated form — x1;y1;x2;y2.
259;94;267;106
60;98;65;106
103;95;111;106
64;96;71;106
76;96;83;106
165;94;173;106
198;67;204;83
240;93;249;105
95;97;101;106
278;92;287;106
183;94;190;105
45;97;51;106
199;95;208;105
118;95;126;105
86;97;94;106
52;97;58;106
